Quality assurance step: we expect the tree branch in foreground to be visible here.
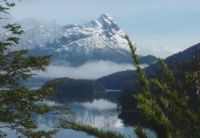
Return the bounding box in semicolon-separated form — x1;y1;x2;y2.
60;120;125;138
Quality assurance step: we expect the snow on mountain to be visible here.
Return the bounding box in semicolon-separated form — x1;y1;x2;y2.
54;13;129;53
19;14;156;66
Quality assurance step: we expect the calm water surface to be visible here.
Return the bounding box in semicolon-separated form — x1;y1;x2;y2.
2;92;156;138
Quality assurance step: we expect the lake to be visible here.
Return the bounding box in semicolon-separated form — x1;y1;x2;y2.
2;91;156;138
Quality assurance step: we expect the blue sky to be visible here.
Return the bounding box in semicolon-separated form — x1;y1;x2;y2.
10;0;200;57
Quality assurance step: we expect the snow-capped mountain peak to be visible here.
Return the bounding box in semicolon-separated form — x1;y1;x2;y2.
85;13;121;37
97;13;120;31
98;13;115;25
21;14;139;66
55;14;129;52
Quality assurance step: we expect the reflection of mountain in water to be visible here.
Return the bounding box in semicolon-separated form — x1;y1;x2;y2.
68;99;123;128
35;99;123;128
33;92;156;138
35;90;123;129
34;98;142;138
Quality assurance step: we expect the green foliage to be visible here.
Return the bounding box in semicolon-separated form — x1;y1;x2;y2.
0;1;58;137
125;36;200;138
60;120;125;138
135;127;148;138
17;129;58;138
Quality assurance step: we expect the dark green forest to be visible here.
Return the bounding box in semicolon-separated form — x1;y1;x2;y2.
43;78;105;103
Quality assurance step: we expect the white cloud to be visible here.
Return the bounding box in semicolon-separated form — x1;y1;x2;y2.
134;34;200;58
9;0;200;59
35;61;135;79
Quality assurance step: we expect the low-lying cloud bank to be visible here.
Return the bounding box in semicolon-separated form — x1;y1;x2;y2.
35;60;136;79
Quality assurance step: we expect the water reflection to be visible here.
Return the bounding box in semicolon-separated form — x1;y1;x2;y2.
78;99;117;110
2;97;156;138
33;98;138;138
68;99;124;128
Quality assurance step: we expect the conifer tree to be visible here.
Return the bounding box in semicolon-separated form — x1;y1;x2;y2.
126;36;200;138
0;1;58;137
0;1;126;138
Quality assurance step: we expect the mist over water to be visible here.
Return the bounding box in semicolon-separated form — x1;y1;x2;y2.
35;60;135;79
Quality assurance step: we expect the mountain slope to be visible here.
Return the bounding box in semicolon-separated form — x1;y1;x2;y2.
96;43;200;89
